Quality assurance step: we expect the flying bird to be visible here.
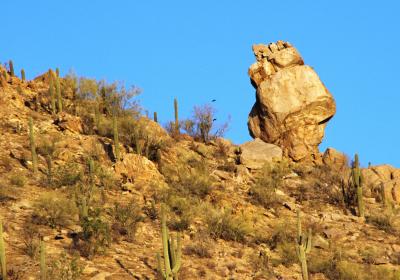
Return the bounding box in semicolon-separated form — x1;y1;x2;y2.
211;99;216;102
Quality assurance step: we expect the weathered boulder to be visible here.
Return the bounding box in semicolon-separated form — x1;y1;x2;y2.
54;112;83;134
248;40;336;161
239;138;282;169
114;153;166;192
323;147;348;170
362;164;400;204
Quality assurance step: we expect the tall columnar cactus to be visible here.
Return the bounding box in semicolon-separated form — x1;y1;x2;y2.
9;60;14;77
29;117;38;174
40;240;46;280
54;73;63;113
113;115;120;161
296;210;312;280
174;98;179;135
21;69;26;82
352;154;364;217
156;205;182;280
56;67;60;77
154;111;158;123
48;70;56;115
0;222;7;280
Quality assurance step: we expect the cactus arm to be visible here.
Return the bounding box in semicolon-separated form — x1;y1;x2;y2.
0;222;7;280
40;240;46;280
156;253;167;279
161;206;172;279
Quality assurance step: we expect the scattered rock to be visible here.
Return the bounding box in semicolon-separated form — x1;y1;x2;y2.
239;138;282;169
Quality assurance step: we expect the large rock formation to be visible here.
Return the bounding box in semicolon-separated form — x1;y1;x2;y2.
248;40;336;161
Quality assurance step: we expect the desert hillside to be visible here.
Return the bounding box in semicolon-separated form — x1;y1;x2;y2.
0;42;400;280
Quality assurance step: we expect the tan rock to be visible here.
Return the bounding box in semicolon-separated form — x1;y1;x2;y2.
54;112;83;134
239;138;282;169
247;40;336;161
114;153;166;193
322;148;348;170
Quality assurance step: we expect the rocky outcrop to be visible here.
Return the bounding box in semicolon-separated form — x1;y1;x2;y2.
239;138;282;169
362;165;400;204
248;40;336;161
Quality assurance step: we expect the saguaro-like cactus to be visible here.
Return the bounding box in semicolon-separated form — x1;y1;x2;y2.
48;70;56;115
113;115;120;161
29;117;38;174
352;154;364;217
296;210;312;280
9;60;14;77
0;222;6;280
40;240;46;280
156;205;182;280
56;67;60;77
154;111;158;123
55;73;63;113
174;98;179;135
21;69;26;82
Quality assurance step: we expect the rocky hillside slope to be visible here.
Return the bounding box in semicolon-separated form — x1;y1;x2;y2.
0;53;400;280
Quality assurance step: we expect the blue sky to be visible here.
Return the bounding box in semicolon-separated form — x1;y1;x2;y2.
2;1;399;167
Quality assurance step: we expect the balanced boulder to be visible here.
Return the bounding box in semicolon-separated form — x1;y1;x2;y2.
248;40;336;161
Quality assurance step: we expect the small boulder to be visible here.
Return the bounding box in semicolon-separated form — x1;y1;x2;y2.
239;138;282;169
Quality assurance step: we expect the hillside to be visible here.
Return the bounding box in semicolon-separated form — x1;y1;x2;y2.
0;49;400;280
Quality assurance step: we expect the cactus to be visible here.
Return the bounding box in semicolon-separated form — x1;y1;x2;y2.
154;111;158;123
55;73;63;113
352;154;364;217
174;98;179;135
9;60;14;77
56;67;60;77
0;222;7;280
29;117;38;174
40;240;46;280
156;205;182;280
113;115;120;161
21;69;26;82
296;210;312;280
48;70;56;115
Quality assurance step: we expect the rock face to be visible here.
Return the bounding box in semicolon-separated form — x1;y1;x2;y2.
248;40;336;161
362;165;400;204
239;138;282;169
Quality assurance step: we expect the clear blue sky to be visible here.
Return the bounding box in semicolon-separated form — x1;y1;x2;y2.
2;1;399;167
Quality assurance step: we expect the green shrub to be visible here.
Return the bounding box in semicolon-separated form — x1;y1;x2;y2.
79;208;111;258
9;172;26;187
111;200;143;241
249;160;290;208
206;207;251;242
48;252;83;280
32;192;78;228
366;209;400;234
53;163;82;188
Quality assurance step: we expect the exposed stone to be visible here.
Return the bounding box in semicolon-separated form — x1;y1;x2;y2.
54;112;83;134
248;40;336;161
323;147;348;170
239;138;282;169
362;164;400;205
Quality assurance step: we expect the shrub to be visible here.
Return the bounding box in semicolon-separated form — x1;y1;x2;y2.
165;159;214;199
32;192;78;228
206;207;252;242
180;104;230;143
111;200;144;241
366;209;400;234
52;163;82;188
183;233;213;258
249;161;290;208
9;172;26;187
48;252;83;280
22;223;40;259
79;208;111;258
